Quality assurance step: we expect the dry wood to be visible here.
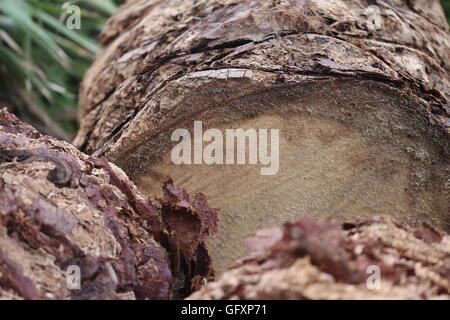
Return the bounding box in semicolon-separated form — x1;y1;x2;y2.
74;0;450;271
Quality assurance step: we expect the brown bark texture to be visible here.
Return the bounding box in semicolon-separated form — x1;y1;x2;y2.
75;0;450;155
0;109;218;300
189;215;450;300
72;0;450;271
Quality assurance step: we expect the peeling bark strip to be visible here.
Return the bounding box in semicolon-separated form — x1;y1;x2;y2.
0;147;82;188
0;109;217;300
189;216;450;300
75;0;450;272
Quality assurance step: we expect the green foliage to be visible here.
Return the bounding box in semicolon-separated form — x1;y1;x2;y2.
0;0;120;138
443;0;450;24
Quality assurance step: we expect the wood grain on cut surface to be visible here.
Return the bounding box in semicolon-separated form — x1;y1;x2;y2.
135;94;449;271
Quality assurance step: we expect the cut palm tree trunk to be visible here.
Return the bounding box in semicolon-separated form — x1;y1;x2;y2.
74;0;450;272
0;109;217;300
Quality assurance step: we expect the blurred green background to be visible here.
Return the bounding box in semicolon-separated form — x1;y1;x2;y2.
444;0;450;24
0;0;449;140
0;0;124;140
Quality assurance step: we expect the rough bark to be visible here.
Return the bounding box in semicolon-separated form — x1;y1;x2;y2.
189;215;450;300
0;109;218;300
74;0;450;271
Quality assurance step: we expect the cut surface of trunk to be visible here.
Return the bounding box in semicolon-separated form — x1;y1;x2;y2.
0;109;217;300
74;0;450;271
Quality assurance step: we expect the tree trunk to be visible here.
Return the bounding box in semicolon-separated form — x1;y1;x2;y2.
74;0;450;272
0;109;217;300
